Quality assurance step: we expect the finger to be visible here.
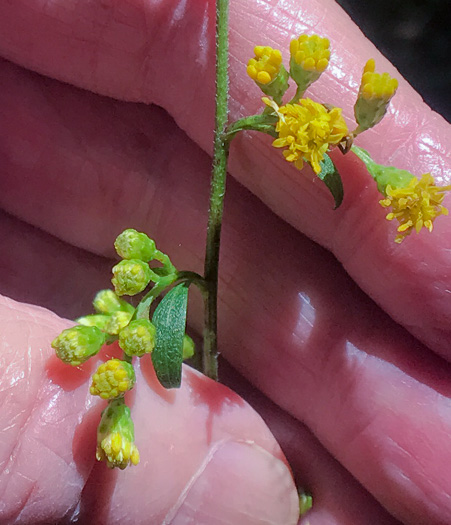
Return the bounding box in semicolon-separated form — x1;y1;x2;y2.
0;203;399;524
220;361;402;525
0;214;402;525
0;0;450;359
1;65;451;524
0;295;298;524
0;209;113;318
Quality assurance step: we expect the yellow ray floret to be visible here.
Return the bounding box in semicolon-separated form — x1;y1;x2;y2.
359;59;398;102
247;46;283;85
264;97;348;174
380;173;451;243
290;34;330;73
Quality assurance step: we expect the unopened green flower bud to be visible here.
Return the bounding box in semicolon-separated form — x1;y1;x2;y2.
93;289;135;315
90;359;136;399
105;311;133;335
96;399;140;469
289;34;330;93
76;314;110;331
114;228;156;262
299;491;313;515
119;319;156;357
112;259;152;296
182;334;195;360
52;326;105;366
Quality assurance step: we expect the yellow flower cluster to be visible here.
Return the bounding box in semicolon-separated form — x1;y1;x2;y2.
90;359;136;399
247;46;283;85
96;431;140;470
290;34;330;73
359;59;398;102
380;173;451;243
264;97;348;174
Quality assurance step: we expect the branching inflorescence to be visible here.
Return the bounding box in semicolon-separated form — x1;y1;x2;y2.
51;30;449;480
242;36;450;241
52;229;198;469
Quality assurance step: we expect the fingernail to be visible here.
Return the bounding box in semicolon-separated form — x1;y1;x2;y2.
165;440;299;524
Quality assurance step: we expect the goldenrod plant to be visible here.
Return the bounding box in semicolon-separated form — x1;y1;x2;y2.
51;2;450;517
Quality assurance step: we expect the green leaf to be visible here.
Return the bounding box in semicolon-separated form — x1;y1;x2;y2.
317;154;344;209
225;114;278;140
151;283;188;389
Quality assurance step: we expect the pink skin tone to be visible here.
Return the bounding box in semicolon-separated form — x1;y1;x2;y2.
0;0;450;524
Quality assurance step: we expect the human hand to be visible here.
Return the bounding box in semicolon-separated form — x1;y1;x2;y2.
0;1;450;524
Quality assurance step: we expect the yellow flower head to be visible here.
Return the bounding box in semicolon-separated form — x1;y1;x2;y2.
379;173;451;243
354;60;398;133
264;97;348;174
90;358;136;399
359;59;398;102
96;400;140;469
97;430;140;470
290;34;330;73
247;46;283;85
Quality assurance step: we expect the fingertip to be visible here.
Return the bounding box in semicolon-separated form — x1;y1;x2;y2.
168;440;299;525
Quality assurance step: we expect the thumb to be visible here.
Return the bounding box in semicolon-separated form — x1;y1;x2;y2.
0;295;298;524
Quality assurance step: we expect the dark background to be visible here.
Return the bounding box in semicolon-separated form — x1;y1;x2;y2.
336;0;450;122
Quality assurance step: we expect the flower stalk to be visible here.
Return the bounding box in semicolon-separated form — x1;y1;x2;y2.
202;0;230;381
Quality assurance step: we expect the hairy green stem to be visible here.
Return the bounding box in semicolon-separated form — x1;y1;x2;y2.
203;0;230;381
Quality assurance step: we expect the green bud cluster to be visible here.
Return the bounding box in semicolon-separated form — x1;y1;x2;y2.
52;227;190;471
52;326;105;366
115;228;157;262
112;259;153;296
105;311;134;335
76;314;110;331
93;289;135;315
119;319;156;357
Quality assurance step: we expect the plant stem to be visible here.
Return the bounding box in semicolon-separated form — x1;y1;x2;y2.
177;271;208;295
288;85;305;104
202;0;230;381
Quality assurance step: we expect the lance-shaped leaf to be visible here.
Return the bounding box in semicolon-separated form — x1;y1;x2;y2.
317;153;344;209
151;283;188;389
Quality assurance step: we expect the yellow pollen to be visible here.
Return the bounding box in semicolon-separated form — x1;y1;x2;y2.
379;173;451;243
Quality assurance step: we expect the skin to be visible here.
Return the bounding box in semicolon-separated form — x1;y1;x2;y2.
0;0;450;523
